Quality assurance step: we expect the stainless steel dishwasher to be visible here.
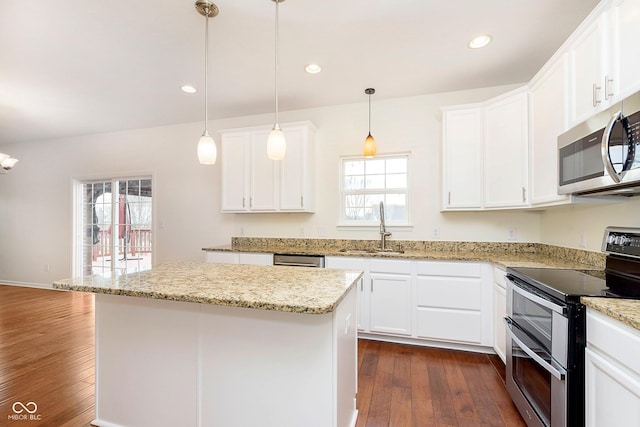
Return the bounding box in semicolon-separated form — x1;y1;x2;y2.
273;254;325;268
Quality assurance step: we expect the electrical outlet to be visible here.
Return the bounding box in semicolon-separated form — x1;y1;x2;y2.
240;227;245;236
44;264;50;273
299;227;305;237
318;226;328;237
432;227;441;239
507;228;518;241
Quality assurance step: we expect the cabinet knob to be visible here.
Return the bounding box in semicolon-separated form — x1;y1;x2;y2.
242;198;245;208
522;187;526;203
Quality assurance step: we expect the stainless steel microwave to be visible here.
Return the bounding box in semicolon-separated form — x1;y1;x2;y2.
558;90;640;196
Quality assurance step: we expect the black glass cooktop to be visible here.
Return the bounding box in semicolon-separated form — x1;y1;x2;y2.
507;267;608;303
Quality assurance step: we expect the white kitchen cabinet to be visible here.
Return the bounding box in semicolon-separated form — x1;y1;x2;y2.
586;308;640;427
483;87;529;208
441;105;483;209
369;259;412;336
611;0;640;99
568;5;611;126
220;121;315;213
205;251;273;265
415;261;493;346
326;256;369;331
279;124;315;211
492;266;507;362
249;130;278;211
528;54;572;206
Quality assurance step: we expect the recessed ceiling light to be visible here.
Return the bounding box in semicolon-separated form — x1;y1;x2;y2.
468;35;492;49
304;64;322;74
181;85;197;93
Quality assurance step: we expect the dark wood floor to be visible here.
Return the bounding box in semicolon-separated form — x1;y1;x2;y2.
0;285;525;427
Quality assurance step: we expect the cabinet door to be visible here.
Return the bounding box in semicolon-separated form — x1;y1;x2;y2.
249;131;278;211
369;273;412;336
483;88;529;208
569;12;609;125
529;55;571;206
279;126;309;211
442;106;483;209
611;0;640;99
325;257;369;332
585;348;640;427
492;267;507;362
221;133;249;212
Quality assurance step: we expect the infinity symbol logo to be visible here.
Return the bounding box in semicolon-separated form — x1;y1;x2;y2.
12;401;38;414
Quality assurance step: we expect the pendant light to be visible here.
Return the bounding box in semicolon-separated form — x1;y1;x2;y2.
267;0;286;160
363;88;377;158
195;0;219;165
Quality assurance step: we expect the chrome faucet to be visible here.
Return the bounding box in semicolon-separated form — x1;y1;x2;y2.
379;201;391;251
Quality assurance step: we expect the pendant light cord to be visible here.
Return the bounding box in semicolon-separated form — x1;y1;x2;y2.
274;0;280;127
204;6;209;132
368;94;371;135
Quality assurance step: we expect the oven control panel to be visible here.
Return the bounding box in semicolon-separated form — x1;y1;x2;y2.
603;227;640;258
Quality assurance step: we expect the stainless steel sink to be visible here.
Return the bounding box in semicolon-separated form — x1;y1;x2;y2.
338;249;404;255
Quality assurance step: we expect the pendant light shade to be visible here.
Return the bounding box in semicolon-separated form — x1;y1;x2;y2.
268;0;286;160
364;88;377;158
198;131;217;165
195;0;219;165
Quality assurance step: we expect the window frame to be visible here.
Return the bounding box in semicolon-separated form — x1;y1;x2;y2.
338;153;412;228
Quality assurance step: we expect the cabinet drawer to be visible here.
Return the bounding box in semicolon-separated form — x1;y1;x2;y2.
415;261;481;277
369;259;411;274
325;256;367;270
587;309;640;375
416;277;482;310
493;266;507;289
416;308;482;344
205;252;239;264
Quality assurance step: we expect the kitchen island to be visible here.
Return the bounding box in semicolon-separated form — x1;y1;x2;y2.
53;262;362;427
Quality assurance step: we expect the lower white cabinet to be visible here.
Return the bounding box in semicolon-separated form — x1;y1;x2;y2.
586;308;640;427
326;256;495;350
492;266;507;362
415;261;493;346
369;260;412;336
205;251;273;265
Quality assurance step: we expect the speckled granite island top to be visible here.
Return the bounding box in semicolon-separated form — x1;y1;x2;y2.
582;297;640;331
53;262;363;315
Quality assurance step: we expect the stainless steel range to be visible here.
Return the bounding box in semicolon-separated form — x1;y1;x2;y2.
504;226;640;427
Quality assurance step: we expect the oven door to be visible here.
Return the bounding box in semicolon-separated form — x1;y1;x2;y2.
506;278;569;427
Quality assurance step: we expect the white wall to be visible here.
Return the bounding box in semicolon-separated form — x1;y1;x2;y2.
0;83;543;286
540;198;640;251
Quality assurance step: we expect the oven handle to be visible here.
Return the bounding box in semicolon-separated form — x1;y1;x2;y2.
508;278;565;314
504;317;566;381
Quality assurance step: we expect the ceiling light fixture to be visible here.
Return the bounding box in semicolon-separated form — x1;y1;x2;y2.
468;34;492;49
0;153;18;174
363;88;377;158
267;0;286;161
195;0;219;165
304;63;322;74
181;85;197;94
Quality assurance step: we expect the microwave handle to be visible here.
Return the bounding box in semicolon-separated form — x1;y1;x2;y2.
504;318;566;381
601;110;624;183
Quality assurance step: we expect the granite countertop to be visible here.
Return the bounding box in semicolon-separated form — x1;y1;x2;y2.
204;243;603;271
53;262;363;315
582;297;640;331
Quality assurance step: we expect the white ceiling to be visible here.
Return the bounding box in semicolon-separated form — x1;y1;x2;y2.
0;0;600;145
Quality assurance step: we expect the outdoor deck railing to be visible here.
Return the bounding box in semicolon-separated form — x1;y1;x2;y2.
92;229;152;260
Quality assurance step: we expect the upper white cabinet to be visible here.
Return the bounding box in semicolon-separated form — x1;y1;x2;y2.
483;87;529;208
441;105;483;209
611;0;640;99
568;5;611;125
220;121;316;213
567;0;640;127
442;87;528;210
528;54;572;206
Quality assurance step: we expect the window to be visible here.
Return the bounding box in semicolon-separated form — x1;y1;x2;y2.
73;177;153;277
340;154;409;225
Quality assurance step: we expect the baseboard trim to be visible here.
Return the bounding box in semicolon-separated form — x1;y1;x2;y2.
358;333;495;354
0;280;55;290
